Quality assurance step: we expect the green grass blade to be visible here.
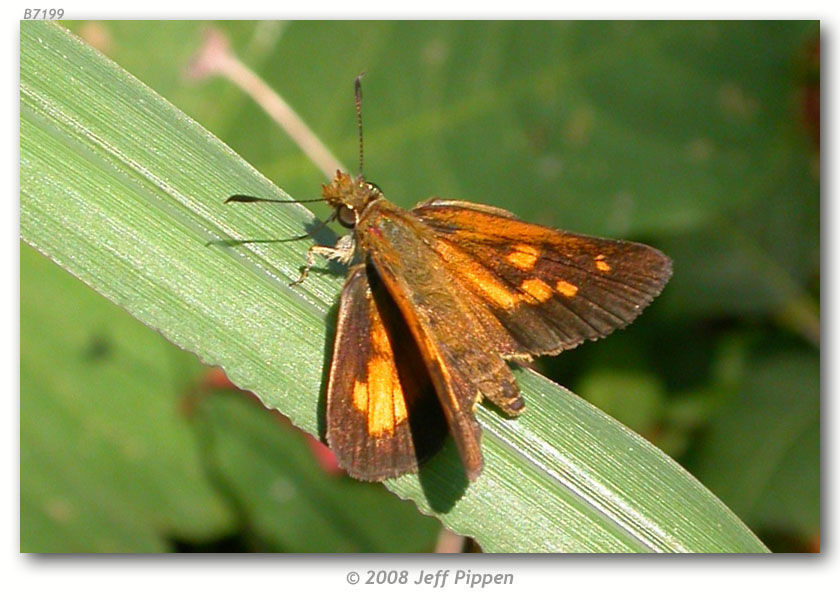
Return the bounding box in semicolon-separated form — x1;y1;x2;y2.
20;21;767;553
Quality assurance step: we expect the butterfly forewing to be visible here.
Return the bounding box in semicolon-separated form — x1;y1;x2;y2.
327;263;447;480
412;199;673;356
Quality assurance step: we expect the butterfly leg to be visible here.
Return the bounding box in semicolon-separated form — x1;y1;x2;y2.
291;234;356;286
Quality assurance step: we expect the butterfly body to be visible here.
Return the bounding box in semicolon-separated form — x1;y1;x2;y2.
319;170;672;482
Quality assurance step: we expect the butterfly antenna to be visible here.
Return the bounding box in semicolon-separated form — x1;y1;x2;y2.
225;195;336;205
210;211;338;247
354;72;366;177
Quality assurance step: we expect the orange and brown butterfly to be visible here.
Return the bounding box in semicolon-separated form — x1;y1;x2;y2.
227;77;672;482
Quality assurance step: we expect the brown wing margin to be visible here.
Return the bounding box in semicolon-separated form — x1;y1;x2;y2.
326;263;447;481
413;199;673;356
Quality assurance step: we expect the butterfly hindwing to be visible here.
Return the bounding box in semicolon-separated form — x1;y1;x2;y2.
327;263;447;481
412;199;673;356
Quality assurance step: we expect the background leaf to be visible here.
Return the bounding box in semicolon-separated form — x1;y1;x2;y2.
22;20;817;552
688;352;819;538
20;244;231;552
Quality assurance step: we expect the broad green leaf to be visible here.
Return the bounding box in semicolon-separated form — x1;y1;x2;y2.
21;21;767;552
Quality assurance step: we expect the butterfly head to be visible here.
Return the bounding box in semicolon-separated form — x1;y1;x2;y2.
322;170;382;229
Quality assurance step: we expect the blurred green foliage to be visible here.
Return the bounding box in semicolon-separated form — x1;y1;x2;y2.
22;21;818;552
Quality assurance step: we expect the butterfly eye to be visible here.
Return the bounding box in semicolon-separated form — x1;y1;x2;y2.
337;205;357;229
367;181;382;194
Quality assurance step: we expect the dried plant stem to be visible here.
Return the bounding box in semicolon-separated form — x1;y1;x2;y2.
187;28;345;179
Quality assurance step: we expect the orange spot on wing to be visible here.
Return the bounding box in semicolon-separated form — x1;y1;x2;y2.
367;356;399;435
369;312;391;354
435;240;522;309
353;307;408;437
393;388;408;422
520;278;554;303
555;280;579;297
353;380;368;412
594;255;611;272
505;244;538;270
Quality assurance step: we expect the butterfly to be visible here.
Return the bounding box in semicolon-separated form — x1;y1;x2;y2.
228;77;672;482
